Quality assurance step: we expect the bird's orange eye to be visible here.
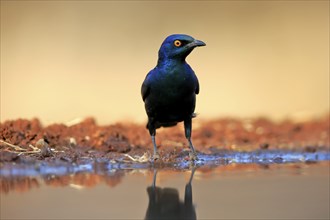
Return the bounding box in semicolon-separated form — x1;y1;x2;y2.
174;40;182;47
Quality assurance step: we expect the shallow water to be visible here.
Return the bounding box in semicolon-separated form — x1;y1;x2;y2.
1;151;330;219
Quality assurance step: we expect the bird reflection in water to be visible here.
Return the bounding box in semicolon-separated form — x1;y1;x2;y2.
145;168;196;220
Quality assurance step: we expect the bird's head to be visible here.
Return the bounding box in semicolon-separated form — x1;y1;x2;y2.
158;34;206;63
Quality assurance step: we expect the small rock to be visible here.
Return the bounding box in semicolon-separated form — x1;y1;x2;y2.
36;139;53;157
304;146;317;153
260;143;269;150
69;137;77;146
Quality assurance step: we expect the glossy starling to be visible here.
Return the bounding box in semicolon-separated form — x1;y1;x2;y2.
141;34;206;160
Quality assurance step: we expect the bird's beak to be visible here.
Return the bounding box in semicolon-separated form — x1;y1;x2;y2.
190;39;206;47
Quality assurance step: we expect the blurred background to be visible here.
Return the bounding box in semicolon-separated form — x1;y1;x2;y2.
1;1;329;125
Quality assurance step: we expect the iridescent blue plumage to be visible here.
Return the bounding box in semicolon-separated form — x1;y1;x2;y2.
141;34;206;160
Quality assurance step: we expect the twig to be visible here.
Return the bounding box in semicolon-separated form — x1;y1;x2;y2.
1;139;41;155
124;152;150;163
0;139;28;151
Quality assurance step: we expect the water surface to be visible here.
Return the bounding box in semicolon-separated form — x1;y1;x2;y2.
1;150;329;219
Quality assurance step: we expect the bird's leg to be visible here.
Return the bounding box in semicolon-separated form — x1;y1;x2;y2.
187;138;197;160
151;135;159;160
148;119;159;161
184;118;198;161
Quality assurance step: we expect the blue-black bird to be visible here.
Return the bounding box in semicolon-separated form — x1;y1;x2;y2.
141;34;206;160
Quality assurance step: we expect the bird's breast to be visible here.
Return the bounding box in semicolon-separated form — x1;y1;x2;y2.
152;71;195;98
144;64;198;122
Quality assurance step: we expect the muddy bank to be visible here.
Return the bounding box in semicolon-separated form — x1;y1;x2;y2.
0;115;329;163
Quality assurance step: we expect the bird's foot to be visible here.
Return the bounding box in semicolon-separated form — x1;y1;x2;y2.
189;151;198;161
152;152;160;161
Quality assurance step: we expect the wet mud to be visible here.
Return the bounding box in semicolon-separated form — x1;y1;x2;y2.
1;115;329;184
0;115;329;164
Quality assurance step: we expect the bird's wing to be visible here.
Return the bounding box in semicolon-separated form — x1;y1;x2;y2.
141;72;152;101
195;74;200;95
